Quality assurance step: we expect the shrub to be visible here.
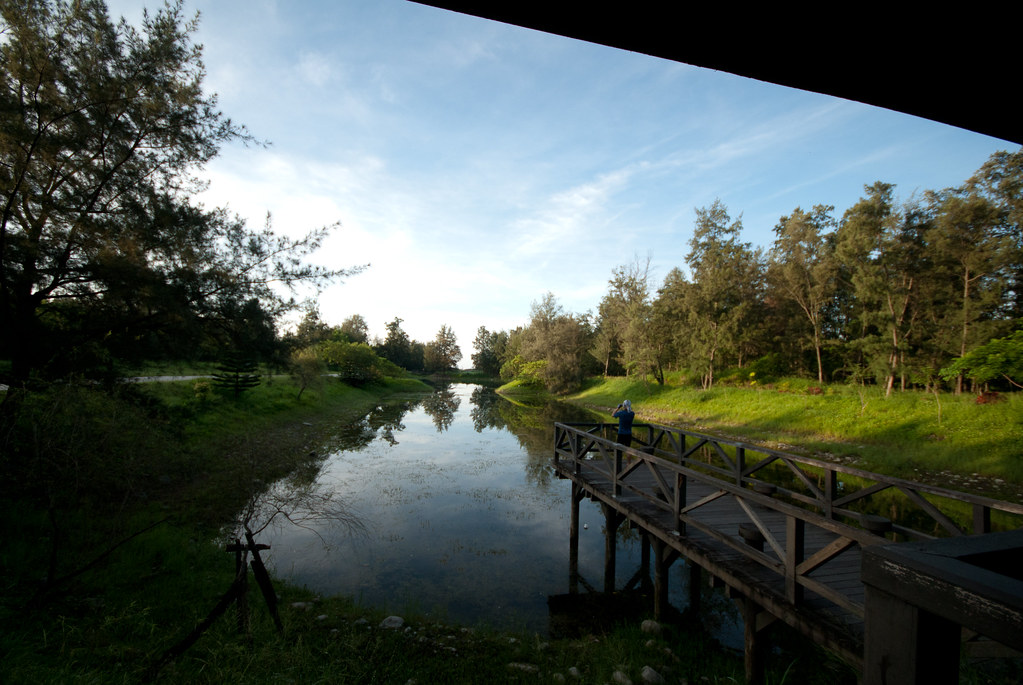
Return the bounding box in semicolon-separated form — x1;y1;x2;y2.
289;347;326;399
746;353;788;382
319;341;400;386
193;380;214;402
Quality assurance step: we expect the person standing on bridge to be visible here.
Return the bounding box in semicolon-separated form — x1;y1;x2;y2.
613;400;635;447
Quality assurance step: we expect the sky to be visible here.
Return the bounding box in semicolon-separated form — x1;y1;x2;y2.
108;0;1018;365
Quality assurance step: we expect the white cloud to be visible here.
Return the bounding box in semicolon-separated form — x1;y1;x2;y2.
510;166;637;259
296;52;337;87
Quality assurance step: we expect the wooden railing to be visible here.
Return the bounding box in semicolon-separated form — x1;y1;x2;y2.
553;422;1023;620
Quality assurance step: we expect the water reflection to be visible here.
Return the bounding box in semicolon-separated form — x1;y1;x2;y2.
421;385;460;432
260;383;739;639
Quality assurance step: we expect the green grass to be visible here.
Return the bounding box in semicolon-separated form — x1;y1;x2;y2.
568;373;1023;488
2;372;1017;683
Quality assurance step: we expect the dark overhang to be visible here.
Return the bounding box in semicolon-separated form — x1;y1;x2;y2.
411;2;1021;145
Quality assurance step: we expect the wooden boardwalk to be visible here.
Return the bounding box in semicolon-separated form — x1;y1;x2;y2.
552;422;1023;680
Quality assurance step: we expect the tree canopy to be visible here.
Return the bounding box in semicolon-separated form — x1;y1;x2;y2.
485;150;1022;395
424;324;462;372
0;0;356;380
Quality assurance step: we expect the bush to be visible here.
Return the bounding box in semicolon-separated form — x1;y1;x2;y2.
290;347;327;399
746;353;788;382
319;341;400;386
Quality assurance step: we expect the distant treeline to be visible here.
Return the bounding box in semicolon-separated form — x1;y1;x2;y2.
285;312;463;382
472;150;1023;395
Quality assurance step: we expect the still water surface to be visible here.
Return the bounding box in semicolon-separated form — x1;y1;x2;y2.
261;383;725;634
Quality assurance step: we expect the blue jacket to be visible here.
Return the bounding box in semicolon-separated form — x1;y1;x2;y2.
613;408;635;435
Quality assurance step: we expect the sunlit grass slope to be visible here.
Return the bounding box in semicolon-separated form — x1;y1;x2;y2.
568;374;1023;486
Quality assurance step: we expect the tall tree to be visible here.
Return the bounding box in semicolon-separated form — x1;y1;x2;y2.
966;150;1023;323
650;267;689;371
592;258;651;376
680;201;760;388
768;205;838;382
926;187;1013;392
424;324;461;372
0;1;352;380
378;317;412;368
836;183;922;394
292;305;332;347
338;314;369;344
515;293;593;393
471;325;506;376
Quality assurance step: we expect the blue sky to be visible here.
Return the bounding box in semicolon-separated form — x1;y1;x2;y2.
110;0;1018;362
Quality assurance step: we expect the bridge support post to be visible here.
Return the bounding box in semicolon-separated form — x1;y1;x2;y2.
652;537;666;619
640;531;650;579
687;562;701;616
569;483;584;594
740;596;767;685
650;538;679;621
601;504;623;594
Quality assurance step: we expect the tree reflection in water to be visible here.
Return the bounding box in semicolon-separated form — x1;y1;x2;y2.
480;391;604;489
233;458;366;549
421;384;460;432
257;383;654;635
224;398;433;548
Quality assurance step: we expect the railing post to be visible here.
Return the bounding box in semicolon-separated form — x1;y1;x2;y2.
614;446;623;497
735;446;746;487
973;503;991;534
785;516;805;604
824;469;837;519
675;471;686;535
571;430;582;474
553;424;561;466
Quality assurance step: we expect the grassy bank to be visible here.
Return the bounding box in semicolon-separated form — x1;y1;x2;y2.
566;374;1023;493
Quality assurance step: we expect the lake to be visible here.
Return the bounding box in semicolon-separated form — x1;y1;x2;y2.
257;383;739;637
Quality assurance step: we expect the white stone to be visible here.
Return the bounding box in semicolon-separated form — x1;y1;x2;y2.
568;666;582;678
641;666;665;684
640;619;661;635
613;670;633;685
379;615;405;629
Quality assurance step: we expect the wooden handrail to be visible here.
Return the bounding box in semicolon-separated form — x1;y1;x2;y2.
554;421;1023;621
555;422;1023;536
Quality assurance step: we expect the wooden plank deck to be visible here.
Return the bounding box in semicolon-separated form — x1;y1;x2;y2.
552;422;1023;674
558;455;866;659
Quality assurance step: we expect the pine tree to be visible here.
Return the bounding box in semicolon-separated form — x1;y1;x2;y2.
213;353;261;398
